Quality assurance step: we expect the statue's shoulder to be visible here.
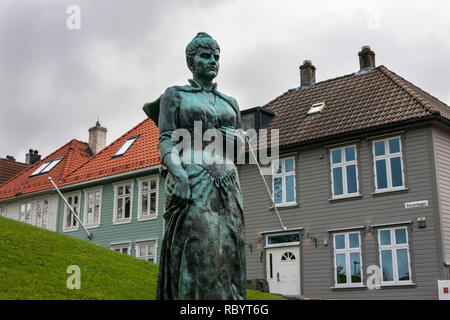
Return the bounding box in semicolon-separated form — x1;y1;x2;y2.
216;91;239;110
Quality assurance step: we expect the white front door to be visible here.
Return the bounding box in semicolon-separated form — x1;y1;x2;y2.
266;246;300;297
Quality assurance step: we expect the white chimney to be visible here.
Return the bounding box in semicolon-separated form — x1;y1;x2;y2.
88;120;107;155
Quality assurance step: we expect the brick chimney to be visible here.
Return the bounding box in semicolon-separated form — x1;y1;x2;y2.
358;46;376;71
25;149;41;165
300;60;316;88
88;120;107;155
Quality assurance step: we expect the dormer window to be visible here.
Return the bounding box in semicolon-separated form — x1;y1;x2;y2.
30;158;63;177
113;136;138;158
307;102;325;116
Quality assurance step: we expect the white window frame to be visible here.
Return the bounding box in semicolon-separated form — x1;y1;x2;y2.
378;227;413;285
63;192;81;232
0;207;7;217
272;157;297;207
110;242;132;255
135;239;158;263
19;202;32;224
113;180;134;225
35;199;49;229
330;145;360;199
373;136;406;193
265;232;301;249
137;176;159;221
83;187;102;229
333;232;364;288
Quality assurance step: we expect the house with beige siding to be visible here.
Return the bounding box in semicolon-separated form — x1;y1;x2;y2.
239;46;450;299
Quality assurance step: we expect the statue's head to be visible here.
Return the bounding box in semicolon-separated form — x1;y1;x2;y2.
186;32;221;80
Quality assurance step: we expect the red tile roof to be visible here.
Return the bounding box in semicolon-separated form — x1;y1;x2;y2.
262;65;450;148
0;140;91;200
0;159;30;185
61;119;160;186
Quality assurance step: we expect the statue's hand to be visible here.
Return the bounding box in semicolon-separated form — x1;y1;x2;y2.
172;174;191;206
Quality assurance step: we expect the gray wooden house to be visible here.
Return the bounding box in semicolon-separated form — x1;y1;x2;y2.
239;47;450;299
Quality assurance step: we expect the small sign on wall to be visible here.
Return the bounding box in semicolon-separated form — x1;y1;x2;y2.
438;280;450;300
405;200;429;210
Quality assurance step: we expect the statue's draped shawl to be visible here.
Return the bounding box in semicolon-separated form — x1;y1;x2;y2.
143;79;241;128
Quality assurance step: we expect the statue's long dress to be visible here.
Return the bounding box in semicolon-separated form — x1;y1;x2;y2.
156;80;246;300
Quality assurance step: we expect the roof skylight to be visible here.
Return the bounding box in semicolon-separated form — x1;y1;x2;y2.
30;158;63;177
113;136;138;158
307;102;325;115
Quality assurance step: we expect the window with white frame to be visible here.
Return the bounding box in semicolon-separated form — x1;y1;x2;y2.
114;182;133;223
378;227;412;284
35;200;49;229
333;232;363;286
84;188;102;228
19;203;32;224
373;137;405;192
330;145;359;198
272;157;296;206
0;207;6;217
136;240;157;263
110;243;131;255
138;177;158;220
63;194;80;231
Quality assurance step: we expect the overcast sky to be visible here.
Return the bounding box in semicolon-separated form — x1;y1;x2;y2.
1;0;449;162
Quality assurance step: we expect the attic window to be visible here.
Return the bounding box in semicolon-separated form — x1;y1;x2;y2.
307;102;325;115
30;158;63;177
113;136;138;158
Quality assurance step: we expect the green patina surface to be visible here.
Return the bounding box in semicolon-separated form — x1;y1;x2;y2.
144;33;247;300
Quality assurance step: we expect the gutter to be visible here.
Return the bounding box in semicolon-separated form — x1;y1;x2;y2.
276;115;442;154
0;164;161;203
59;164;161;191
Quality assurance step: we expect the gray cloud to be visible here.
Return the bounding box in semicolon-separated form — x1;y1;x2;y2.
1;0;449;162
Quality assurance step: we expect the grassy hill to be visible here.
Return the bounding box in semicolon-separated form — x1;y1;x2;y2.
0;216;284;300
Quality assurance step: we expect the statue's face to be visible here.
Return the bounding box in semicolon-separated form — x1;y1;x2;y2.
192;47;220;80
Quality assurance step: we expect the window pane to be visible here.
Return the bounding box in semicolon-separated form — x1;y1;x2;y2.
124;198;131;218
96;191;101;201
335;234;345;250
142;182;148;192
336;254;347;284
332;150;342;164
274;178;283;204
390;157;403;187
150;180;157;189
345;147;356;162
285;176;295;203
346;165;358;194
268;233;300;245
350;253;362;283
125;185;131;195
349;233;359;249
88;192;94;202
375;141;385;156
142;194;148;216
376;160;388;189
117;199;123;219
397;249;410;281
150;193;156;214
122;248;128;255
381;250;394;281
118;186;123;196
389;138;400;154
333;167;343;196
395;229;407;244
285;159;294;173
380;230;391;245
274;161;282;175
94;204;99;224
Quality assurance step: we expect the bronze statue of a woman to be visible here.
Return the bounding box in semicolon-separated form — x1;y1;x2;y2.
143;33;246;300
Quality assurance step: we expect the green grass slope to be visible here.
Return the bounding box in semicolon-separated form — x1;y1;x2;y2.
0;217;284;300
